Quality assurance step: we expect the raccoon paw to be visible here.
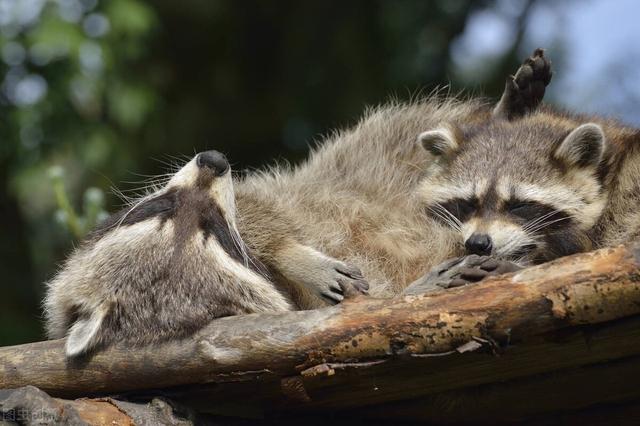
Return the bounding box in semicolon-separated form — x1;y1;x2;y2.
317;261;369;304
275;244;369;305
403;255;522;295
303;258;369;305
494;48;552;120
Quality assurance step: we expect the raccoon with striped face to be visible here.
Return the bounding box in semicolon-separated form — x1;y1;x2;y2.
44;151;295;357
416;118;606;265
412;50;640;281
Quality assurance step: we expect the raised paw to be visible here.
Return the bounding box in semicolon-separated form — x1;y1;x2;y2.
493;48;552;120
403;255;522;295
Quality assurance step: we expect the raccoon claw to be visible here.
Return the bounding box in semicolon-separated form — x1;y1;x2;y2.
340;277;370;299
336;263;365;279
494;48;552;120
316;261;369;304
321;283;344;304
403;255;522;295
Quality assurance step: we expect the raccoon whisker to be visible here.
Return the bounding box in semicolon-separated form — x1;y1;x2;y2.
109;191;163;232
229;225;250;268
496;238;523;257
522;209;564;232
427;204;461;231
229;223;269;277
527;215;574;233
150;157;186;172
161;153;191;163
125;172;176;180
431;202;463;231
123;180;171;192
496;233;541;258
119;181;170;193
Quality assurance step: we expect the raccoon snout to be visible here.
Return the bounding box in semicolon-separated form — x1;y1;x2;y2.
197;150;229;176
465;233;493;256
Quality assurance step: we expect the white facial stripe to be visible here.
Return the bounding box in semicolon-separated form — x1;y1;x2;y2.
205;238;293;312
419;179;488;204
210;172;237;225
167;157;199;187
92;217;168;254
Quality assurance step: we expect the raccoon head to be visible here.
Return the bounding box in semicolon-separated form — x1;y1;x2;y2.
416;118;607;265
55;150;287;358
93;150;241;252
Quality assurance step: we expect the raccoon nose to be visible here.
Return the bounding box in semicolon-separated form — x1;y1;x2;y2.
465;233;493;256
197;150;229;176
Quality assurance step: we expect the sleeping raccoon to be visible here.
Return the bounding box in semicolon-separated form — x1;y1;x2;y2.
233;97;487;301
234;50;554;299
407;49;640;293
45;151;297;357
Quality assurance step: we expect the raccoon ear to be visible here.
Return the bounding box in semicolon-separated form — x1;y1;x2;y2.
418;127;459;158
554;123;606;168
65;306;109;357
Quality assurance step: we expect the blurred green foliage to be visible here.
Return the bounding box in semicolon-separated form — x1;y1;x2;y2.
1;0;538;345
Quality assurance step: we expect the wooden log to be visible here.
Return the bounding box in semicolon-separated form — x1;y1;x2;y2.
1;242;640;405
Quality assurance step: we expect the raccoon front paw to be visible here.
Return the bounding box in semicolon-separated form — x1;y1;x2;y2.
494;48;552;120
275;244;369;306
317;261;370;304
403;255;522;295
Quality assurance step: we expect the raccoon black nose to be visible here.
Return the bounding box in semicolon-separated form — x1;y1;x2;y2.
465;233;493;256
196;150;229;176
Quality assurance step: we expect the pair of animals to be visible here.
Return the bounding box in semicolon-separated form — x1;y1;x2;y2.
45;49;640;358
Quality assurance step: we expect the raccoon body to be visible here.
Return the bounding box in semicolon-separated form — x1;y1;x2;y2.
234;97;492;300
45;151;293;357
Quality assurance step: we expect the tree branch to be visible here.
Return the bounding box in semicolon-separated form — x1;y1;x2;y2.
1;242;640;413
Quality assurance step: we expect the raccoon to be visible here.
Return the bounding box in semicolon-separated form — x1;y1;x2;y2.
45;151;295;357
233;98;492;301
410;49;640;285
233;50;555;300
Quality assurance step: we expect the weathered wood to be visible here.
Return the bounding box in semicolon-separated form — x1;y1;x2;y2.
160;315;640;418
1;242;640;413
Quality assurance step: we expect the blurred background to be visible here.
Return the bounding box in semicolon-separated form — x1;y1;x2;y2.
1;0;639;345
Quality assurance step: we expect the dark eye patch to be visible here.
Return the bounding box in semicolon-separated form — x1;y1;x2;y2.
505;199;570;229
89;188;178;239
200;203;271;280
429;197;478;224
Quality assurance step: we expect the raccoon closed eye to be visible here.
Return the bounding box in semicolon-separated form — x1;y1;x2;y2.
437;198;478;223
506;200;558;222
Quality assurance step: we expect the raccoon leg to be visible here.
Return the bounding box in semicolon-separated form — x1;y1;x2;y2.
273;243;369;306
403;255;522;295
493;48;552;120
